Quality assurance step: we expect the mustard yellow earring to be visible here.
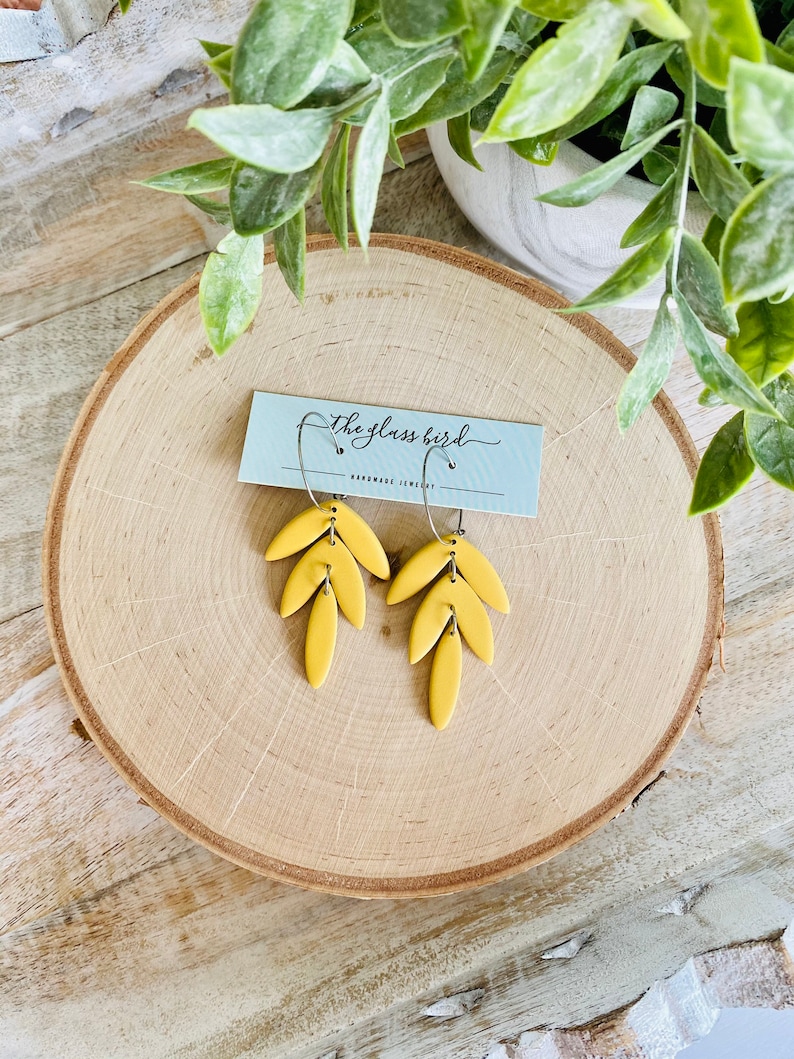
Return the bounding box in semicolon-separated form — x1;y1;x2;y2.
265;412;390;688
386;445;510;731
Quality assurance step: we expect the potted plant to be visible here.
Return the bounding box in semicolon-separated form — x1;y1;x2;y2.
138;0;794;515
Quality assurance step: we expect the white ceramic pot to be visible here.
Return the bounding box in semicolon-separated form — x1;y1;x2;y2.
426;123;712;309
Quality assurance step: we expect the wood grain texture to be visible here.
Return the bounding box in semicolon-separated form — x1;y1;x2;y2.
0;258;205;625
3;151;793;1058
41;235;720;896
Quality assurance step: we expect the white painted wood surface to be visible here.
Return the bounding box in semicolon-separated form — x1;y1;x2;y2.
508;927;794;1058
0;0;246;336
0;0;430;338
2;2;794;1055
0;0;115;62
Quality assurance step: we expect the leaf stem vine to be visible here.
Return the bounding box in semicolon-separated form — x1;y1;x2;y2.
669;48;697;293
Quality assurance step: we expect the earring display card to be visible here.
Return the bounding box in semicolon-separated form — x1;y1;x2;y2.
239;392;544;517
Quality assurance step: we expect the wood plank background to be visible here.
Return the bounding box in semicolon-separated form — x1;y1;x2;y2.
3;3;794;1055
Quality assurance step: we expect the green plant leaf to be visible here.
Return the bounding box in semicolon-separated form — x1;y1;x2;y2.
613;0;690;39
721;172;794;305
675;290;782;417
500;30;530;55
381;0;467;44
509;137;558;164
690;126;752;224
778;19;794;54
769;283;794;304
393;50;513;136
617;295;678;431
231;0;350;108
206;48;233;89
726;297;794;385
387;52;458;122
708;108;731;154
518;0;587;18
688;412;754;513
727;58;794;173
322;124;351;249
764;40;794;74
185;194;232;226
229;159;321;236
562;228;674;312
351;89;390;249
447;112;483;170
702;214;725;262
666;49;726;105
199;40;232;59
678;0;764;89
460;0;515;82
188;105;335;174
744;373;794;488
481;0;632;143
677;231;738;338
273;208;307;305
698;386;725;406
351;0;379;25
538;42;675;144
118;0;132;12
388;127;405;168
642;148;676;185
621;85;679;150
199;230;264;356
138;158;235;195
537;121;680;207
510;9;547;41
470;83;508;131
302;40;372;108
620;174;675;248
349;26;455;121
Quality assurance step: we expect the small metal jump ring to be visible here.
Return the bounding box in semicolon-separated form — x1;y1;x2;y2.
422;444;466;545
296;411;344;511
449;552;457;582
323;564;332;596
329;518;336;546
449;605;458;636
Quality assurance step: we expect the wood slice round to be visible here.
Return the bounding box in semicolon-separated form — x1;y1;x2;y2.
43;235;723;898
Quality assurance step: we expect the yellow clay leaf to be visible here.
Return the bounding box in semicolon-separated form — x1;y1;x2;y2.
280;538;365;628
265;504;330;560
386;538;451;604
429;625;462;731
449;537;510;614
409;574;494;665
326;500;390;579
387;536;509;612
266;501;389;578
408;580;452;663
305;583;338;688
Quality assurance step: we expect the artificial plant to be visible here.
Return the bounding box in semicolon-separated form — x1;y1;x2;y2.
139;0;794;513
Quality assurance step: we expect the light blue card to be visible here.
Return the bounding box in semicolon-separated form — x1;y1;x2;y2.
239;392;544;517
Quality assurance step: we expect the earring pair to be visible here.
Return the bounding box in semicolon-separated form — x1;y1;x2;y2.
265;418;509;730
